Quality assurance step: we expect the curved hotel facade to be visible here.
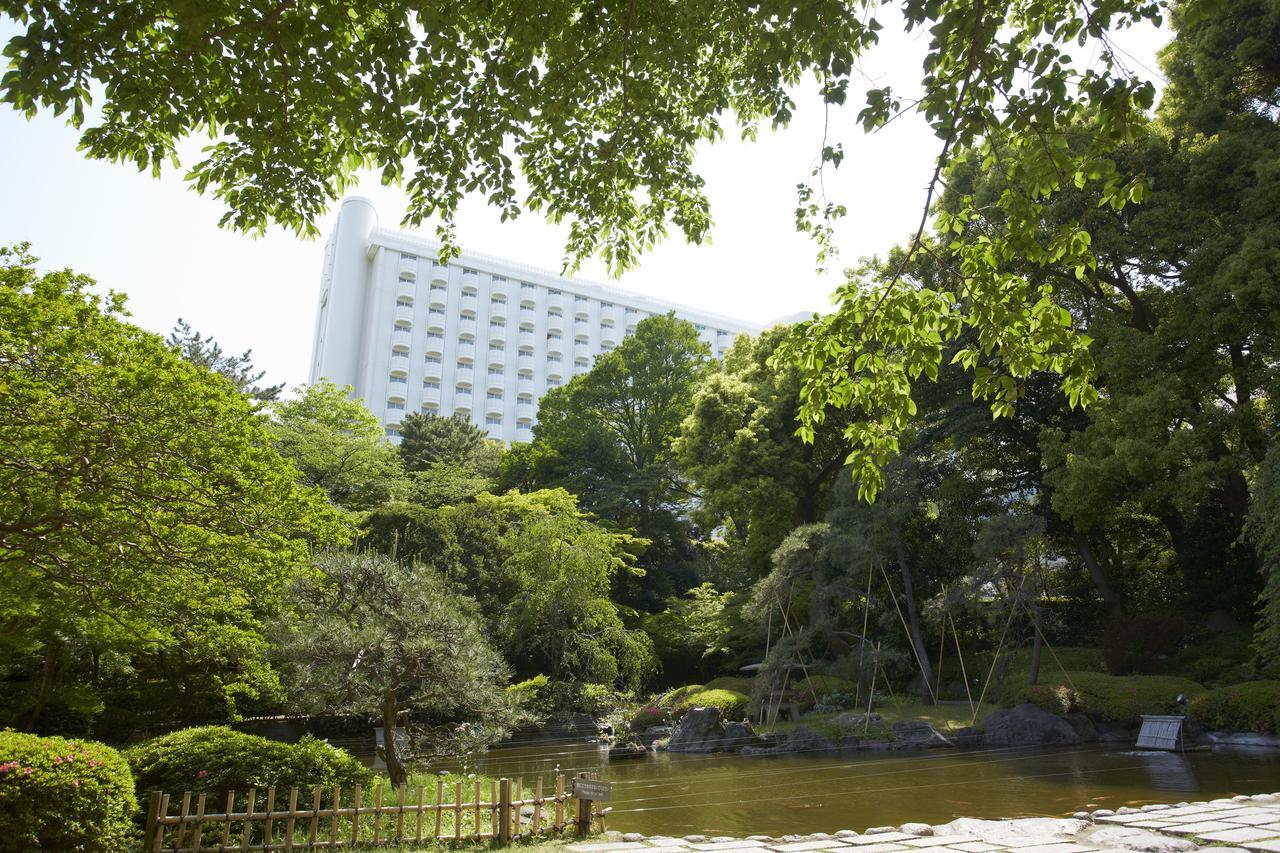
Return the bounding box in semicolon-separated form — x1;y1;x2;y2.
309;197;761;442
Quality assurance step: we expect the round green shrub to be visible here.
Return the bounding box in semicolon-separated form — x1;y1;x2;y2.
678;689;749;719
655;684;705;710
127;726;371;807
0;730;138;852
628;705;670;732
997;671;1204;724
1188;681;1280;734
703;676;754;694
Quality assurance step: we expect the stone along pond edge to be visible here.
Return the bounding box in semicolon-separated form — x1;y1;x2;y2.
570;792;1280;853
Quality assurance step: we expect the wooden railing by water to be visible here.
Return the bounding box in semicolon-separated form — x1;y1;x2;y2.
143;772;607;851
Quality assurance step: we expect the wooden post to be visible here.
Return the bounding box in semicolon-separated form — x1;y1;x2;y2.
327;786;339;848
372;783;383;845
453;781;462;841
553;775;565;833
415;784;426;843
308;786;321;845
145;791;160;852
350;784;362;845
498;778;512;843
153;793;170;853
174;791;191;852
263;787;276;848
532;778;543;835
434;779;444;839
396;782;407;841
191;793;207;853
574;773;591;836
284;786;298;850
241;789;256;852
222;790;235;849
474;779;482;837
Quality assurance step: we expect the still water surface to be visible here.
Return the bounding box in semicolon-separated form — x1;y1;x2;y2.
424;742;1280;836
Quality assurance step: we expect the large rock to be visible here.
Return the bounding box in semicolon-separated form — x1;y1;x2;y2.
667;707;726;753
983;703;1081;747
722;720;759;749
638;725;673;746
1080;825;1199;853
890;720;952;749
937;817;1088;847
781;726;838;755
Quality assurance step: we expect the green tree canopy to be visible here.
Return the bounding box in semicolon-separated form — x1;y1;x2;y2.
397;411;499;475
0;245;344;731
276;549;515;786
269;380;409;512
166;317;283;402
502;313;710;605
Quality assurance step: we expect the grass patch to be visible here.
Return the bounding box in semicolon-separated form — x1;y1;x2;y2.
1000;671;1205;724
758;700;998;741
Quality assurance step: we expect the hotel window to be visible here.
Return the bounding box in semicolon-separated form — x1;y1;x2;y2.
487;392;503;401
427;332;444;340
429;307;445;316
386;427;401;437
486;415;502;425
463;267;477;274
387;401;405;410
402;253;417;261
424;380;440;389
547;355;562;363
456;360;469;370
489;345;505;355
547;378;561;387
521;282;535;291
389;375;408;384
425;355;441;364
396;296;413;307
490;319;504;328
547;333;562;341
549;288;561;295
602;301;612;308
488;367;504;376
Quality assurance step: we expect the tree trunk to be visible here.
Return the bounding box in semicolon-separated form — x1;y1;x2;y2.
1075;531;1122;617
381;697;407;787
22;640;61;732
893;529;936;705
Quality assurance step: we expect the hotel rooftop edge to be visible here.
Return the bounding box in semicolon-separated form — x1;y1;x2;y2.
309;197;764;443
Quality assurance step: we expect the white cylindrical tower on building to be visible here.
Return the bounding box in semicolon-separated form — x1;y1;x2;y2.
309;196;377;390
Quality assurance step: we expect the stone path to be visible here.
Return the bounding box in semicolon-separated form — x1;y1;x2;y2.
569;792;1280;853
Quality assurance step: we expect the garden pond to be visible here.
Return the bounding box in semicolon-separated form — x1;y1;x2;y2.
411;741;1280;837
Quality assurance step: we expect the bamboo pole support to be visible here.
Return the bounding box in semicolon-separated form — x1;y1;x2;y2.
174;792;191;852
284;786;298;850
190;793;207;853
264;787;277;847
434;779;444;839
453;781;462;841
396;782;407;841
498;778;512;843
474;778;482;838
328;786;339;848
222;790;235;849
350;784;362;845
415;784;426;842
372;783;383;845
153;793;170;853
554;775;565;832
308;786;321;845
532;777;543;835
241;789;256;852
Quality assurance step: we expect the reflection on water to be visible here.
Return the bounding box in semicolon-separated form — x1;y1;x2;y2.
400;742;1280;836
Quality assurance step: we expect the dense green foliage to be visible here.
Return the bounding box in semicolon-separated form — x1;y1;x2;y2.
274;550;514;785
0;246;344;737
1000;672;1205;724
1188;682;1280;735
126;726;371;805
0;731;137;852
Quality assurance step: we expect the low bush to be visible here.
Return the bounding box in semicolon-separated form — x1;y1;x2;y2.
703;676;754;694
627;706;670;732
677;689;749;719
127;726;371;807
1187;681;1280;735
655;684;705;710
998;671;1204;724
0;730;138;852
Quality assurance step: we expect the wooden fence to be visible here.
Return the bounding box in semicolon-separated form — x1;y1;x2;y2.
143;773;607;852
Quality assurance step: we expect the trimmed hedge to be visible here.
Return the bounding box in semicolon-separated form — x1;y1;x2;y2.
1188;681;1280;735
127;726;371;807
655;684;705;709
703;677;754;694
678;689;749;719
0;730;138;852
1000;671;1204;724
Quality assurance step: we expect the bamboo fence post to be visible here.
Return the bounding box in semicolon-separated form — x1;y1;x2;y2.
241;789;256;852
372;783;383;845
498;778;512;843
284;786;298;850
308;786;321;845
328;786;340;848
145;792;160;852
152;793;170;853
190;793;207;853
396;782;407;841
434;779;444;839
490;779;498;838
554;775;565;832
415;784;426;843
595;800;606;834
532;778;543;836
263;787;276;849
514;775;523;837
472;779;481;838
222;790;235;849
574;773;591;836
174;791;192;852
350;784;363;845
453;781;462;841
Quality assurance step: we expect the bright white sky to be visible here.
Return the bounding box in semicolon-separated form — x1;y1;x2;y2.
0;16;1168;391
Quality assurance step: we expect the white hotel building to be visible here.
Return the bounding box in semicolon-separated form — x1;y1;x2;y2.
309;197;761;442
